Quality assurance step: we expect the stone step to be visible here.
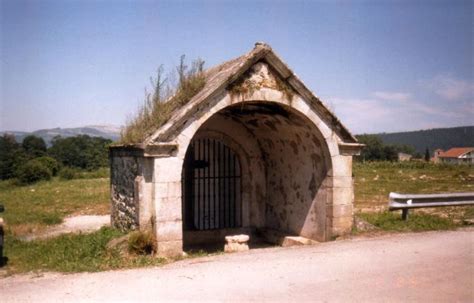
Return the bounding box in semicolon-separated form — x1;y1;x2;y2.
259;228;319;247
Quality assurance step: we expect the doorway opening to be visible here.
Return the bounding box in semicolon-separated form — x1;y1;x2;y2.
183;138;242;232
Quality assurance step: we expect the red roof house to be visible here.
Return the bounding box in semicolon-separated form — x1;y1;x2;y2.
437;147;474;164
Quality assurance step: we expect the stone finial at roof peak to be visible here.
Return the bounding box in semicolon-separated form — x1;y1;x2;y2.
254;41;271;49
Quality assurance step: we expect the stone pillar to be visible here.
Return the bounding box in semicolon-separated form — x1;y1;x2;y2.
153;157;184;257
137;157;155;231
328;155;354;237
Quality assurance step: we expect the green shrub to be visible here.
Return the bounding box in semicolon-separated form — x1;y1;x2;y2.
34;156;60;176
15;160;52;184
59;167;77;180
128;230;156;255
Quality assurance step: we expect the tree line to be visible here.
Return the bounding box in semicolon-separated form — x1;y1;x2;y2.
376;126;474;154
355;134;426;162
0;134;111;184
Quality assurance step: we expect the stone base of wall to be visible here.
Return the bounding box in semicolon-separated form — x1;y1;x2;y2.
183;227;254;247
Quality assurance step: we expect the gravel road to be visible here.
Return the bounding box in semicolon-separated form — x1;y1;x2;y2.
1;229;473;302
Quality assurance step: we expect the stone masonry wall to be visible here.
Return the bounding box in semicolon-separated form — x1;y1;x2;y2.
110;149;144;230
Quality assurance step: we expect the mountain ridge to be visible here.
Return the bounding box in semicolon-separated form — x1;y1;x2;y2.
1;125;121;145
366;125;474;154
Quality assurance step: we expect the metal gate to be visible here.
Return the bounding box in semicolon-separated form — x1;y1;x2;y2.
183;138;242;230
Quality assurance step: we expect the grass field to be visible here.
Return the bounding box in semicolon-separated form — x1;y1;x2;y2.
0;171;109;237
353;161;473;210
1;162;473;274
353;161;474;231
0;169;169;274
4;227;166;273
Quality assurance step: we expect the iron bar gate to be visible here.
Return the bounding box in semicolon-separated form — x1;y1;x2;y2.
183;138;242;230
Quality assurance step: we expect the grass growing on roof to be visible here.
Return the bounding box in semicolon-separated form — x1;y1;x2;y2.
121;56;206;144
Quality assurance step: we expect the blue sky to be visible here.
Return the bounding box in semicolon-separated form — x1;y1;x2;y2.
1;0;472;134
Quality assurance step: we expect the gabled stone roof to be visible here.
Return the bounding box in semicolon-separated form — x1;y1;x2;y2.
146;42;357;144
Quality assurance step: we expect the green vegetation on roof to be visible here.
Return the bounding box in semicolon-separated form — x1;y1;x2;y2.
120;56;206;144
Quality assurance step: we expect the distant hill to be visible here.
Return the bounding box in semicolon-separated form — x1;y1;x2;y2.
369;126;474;154
1;125;121;145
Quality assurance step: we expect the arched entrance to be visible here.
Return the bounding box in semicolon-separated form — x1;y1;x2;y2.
181;101;332;249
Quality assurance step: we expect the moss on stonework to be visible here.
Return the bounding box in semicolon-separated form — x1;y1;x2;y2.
228;62;294;101
273;73;294;101
228;75;260;98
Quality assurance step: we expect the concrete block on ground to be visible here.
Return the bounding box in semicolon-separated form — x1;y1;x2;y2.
224;234;250;252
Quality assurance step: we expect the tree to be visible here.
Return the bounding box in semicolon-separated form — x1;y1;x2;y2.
48;135;112;170
382;145;398;161
15;159;52;184
35;156;60;176
0;134;27;179
356;135;385;161
356;134;415;162
424;148;430;162
22;135;47;157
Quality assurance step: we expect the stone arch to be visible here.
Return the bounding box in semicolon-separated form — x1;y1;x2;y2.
175;89;339;168
174;88;336;249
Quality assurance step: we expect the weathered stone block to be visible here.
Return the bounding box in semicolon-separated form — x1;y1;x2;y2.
224;242;249;253
332;216;353;229
326;140;340;157
156;240;183;257
138;182;154;230
291;98;310;116
167;181;182;198
332;176;353;188
281;236;318;247
225;234;250;243
154;157;183;183
332;225;352;237
329;155;352;177
156;220;183;242
330;204;353;218
332;187;354;206
224;234;250;253
154;182;168;199
155;197;182;221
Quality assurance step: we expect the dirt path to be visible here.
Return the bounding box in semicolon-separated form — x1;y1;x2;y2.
2;229;473;302
23;215;110;241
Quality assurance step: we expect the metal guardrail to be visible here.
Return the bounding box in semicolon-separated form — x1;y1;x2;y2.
389;192;474;220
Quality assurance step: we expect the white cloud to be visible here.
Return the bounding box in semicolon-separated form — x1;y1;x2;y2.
323;74;473;133
424;74;474;101
372;91;411;102
326;93;470;134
